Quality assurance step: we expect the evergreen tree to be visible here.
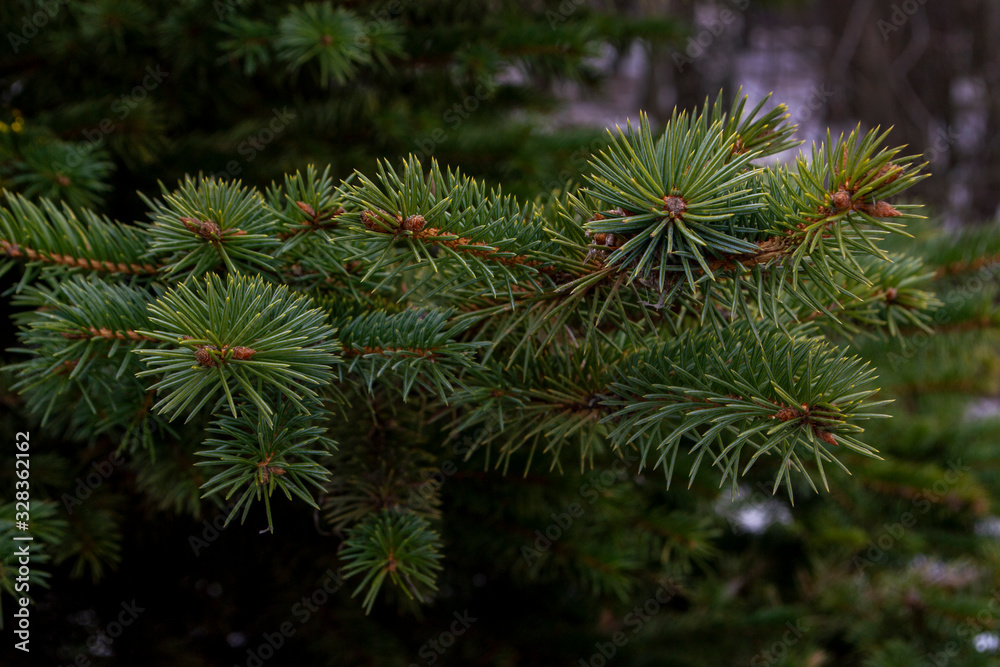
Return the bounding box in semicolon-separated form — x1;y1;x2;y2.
0;0;679;213
2;3;999;666
5;81;977;662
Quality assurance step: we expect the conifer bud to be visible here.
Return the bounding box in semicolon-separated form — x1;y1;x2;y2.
867;201;901;217
831;190;852;210
195;345;219;367
774;406;799;421
662;195;687;220
816;430;838;446
296;201;316;218
402;214;426;232
875;162;902;184
361;210;379;230
180;217;222;240
230;346;256;361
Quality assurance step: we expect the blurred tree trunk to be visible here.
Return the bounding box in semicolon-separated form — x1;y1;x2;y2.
820;0;1000;221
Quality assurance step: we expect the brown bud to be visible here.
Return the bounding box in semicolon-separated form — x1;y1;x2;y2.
831;190;852;211
867;201;901;218
56;174;71;187
875;163;901;184
593;232;608;246
181;217;222;240
360;210;378;230
774;407;799;421
662;195;687;220
884;287;898;303
402;214;426;232
816;429;838;446
296;201;316;218
180;217;201;233
195;345;219;367
201;220;221;239
230;346;256;361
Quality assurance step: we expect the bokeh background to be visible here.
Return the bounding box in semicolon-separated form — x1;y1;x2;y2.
2;1;1000;665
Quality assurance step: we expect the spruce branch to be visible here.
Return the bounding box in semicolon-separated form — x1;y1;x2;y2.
196;402;335;532
604;323;889;500
141;176;281;278
787;253;940;338
447;342;618;474
268;165;350;247
333;308;486;401
5;134;114;210
571;110;926;328
582;111;764;286
342;157;559;301
340;508;443;614
7;278;156;421
136;273;338;423
0;192;157;282
218;17;274;76
323;440;444;532
275;3;403;87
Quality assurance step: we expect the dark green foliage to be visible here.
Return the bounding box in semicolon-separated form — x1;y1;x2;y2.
197;402;335;531
1;4;997;663
136;273;338;421
341;508;443;613
0;89;940;627
0;0;681;211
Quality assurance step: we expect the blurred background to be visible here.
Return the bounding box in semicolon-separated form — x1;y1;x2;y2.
2;0;1000;665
